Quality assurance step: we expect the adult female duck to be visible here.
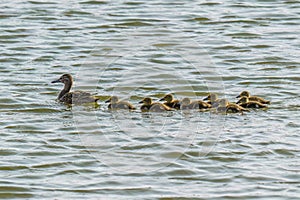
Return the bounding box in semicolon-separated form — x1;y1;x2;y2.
51;74;99;104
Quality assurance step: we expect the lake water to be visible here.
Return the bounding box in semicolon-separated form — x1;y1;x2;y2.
1;0;300;199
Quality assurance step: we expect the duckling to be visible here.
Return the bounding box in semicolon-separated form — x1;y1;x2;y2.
203;93;220;107
236;96;267;109
236;91;270;104
105;96;135;110
217;98;250;114
159;94;180;109
51;74;99;104
180;97;211;110
139;97;173;112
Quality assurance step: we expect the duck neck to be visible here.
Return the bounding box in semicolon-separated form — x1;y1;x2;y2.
58;81;72;99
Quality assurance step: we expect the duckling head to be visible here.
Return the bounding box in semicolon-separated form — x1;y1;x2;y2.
105;96;119;103
52;74;73;85
236;91;250;98
203;93;218;101
236;96;249;104
159;94;174;102
181;97;191;105
139;97;152;105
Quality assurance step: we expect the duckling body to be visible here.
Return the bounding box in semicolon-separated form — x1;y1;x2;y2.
236;96;267;109
105;96;135;110
139;97;173;112
51;74;99;104
203;93;220;107
159;94;180;109
217;99;250;114
236;91;270;104
180;98;211;110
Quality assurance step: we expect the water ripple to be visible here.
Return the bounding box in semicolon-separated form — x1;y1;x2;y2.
0;0;300;199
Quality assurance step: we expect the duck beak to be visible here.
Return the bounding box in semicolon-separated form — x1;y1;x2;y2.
51;79;61;83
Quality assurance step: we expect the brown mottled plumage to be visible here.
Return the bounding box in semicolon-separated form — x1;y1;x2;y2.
139;97;173;112
51;74;99;104
105;96;135;110
236;91;270;104
159;94;180;109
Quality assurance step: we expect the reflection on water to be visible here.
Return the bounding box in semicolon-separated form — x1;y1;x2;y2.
1;0;300;199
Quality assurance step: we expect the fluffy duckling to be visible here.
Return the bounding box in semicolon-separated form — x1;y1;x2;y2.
159;94;180;109
236;91;270;104
236;96;267;109
105;96;135;110
139;97;173;112
180;97;211;110
203;93;220;107
51;74;99;104
217;99;250;114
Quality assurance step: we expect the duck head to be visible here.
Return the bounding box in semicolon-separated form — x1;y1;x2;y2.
236;91;250;98
203;93;218;101
159;94;174;102
105;96;119;103
139;97;152;105
52;74;73;85
52;74;73;99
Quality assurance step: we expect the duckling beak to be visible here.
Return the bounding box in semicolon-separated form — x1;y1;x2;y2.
138;100;144;104
159;97;165;101
236;95;241;98
203;96;208;101
105;99;111;103
51;79;61;83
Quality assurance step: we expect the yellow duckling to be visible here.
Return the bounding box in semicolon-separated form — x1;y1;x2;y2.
217;98;250;114
236;91;270;104
139;97;173;112
159;94;180;109
236;96;267;109
105;96;135;110
180;97;211;110
203;93;220;107
51;74;99;104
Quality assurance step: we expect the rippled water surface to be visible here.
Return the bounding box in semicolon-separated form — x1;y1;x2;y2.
1;0;300;199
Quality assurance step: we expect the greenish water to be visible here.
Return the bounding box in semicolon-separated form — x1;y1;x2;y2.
1;0;300;199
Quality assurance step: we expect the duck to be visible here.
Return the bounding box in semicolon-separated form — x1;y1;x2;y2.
159;94;180;109
236;96;268;109
236;91;270;104
139;97;173;112
203;93;220;107
180;97;211;110
105;96;135;110
51;74;100;104
217;98;250;114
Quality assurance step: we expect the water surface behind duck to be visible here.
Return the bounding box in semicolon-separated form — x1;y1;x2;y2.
1;0;300;199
